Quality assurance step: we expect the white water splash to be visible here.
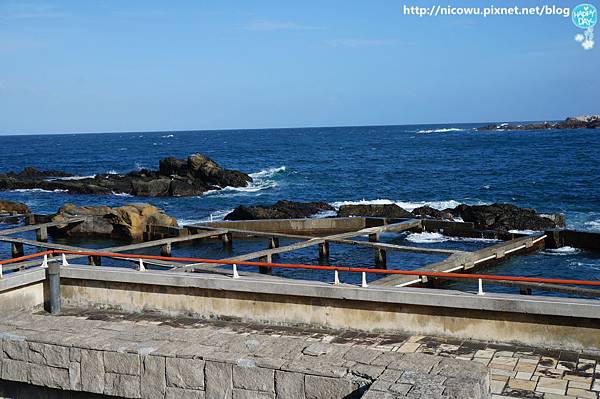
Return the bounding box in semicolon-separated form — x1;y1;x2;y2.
10;188;68;193
329;198;470;212
544;246;581;256
177;209;234;226
204;166;286;197
405;232;499;244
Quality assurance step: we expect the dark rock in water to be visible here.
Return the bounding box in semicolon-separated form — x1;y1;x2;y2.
450;203;565;232
51;203;178;240
0;153;252;197
0;200;30;214
225;200;335;220
476;115;600;131
411;206;453;220
337;204;412;218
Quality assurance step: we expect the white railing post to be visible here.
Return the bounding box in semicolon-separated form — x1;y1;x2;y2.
477;278;484;295
138;259;146;271
361;272;368;288
232;263;240;279
0;265;2;279
61;253;69;266
41;254;48;268
334;270;340;285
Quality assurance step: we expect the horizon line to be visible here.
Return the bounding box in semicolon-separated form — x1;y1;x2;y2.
0;118;565;137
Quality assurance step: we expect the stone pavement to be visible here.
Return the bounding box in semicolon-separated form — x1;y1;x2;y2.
0;308;597;398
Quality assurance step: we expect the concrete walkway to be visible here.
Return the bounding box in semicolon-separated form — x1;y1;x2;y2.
1;308;598;398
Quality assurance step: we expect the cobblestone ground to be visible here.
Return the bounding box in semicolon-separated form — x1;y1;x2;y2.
4;308;600;398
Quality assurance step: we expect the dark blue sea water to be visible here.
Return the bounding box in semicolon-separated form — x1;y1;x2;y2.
1;124;599;295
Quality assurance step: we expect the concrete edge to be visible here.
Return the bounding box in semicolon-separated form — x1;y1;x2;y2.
58;264;600;320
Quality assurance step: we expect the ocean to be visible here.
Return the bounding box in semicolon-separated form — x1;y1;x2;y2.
1;124;599;294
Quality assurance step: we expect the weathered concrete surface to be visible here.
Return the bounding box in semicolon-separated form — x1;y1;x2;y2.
56;265;600;351
0;310;490;398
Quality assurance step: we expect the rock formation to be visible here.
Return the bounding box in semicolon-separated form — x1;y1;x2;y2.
0;200;30;215
337;204;413;218
51;203;178;240
446;203;565;232
0;154;252;197
225;201;335;220
477;115;600;131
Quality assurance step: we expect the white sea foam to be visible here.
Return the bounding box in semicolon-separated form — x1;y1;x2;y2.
106;169;118;175
508;229;537;235
329;198;465;212
405;232;500;244
544;246;580;256
584;219;600;231
112;192;133;197
204;166;286;197
46;175;96;181
161;134;175;138
10;188;68;193
416;128;467;134
314;210;337;219
177;209;234;225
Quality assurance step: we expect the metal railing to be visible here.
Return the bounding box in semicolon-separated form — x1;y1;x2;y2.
2;249;600;291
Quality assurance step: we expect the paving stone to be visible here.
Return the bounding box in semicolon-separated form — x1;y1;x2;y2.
68;361;81;391
233;364;274;392
104;372;141;398
205;361;233;399
81;349;105;394
508;377;536;391
27;363;70;390
232;388;274;399
1;359;28;383
28;342;70;368
567;387;597;398
491;379;506;394
536;376;568;395
303;342;330;356
166;357;205;389
275;370;305;399
2;338;28;361
388;353;440;373
388;382;412;395
305;375;358;399
343;347;382;364
165;387;205;399
104;351;141;375
141;355;166;399
445;376;486;399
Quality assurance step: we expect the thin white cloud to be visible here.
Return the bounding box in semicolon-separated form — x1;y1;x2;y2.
326;38;400;47
244;20;324;31
1;3;64;19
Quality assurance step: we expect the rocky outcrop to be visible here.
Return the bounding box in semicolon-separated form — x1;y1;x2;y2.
0;200;30;214
411;206;454;220
225;201;335;220
448;203;565;232
477;115;600;131
51;203;178;240
0;154;252;197
337;204;413;219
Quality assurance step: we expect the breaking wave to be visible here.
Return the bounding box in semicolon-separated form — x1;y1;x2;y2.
161;134;175;138
204;166;286;197
416;128;468;134
329;198;471;212
405;232;499;244
177;209;234;226
47;175;95;181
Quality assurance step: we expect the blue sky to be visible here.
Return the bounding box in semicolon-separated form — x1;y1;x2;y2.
1;0;598;134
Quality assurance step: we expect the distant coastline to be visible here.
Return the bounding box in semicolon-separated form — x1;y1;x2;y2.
477;115;600;131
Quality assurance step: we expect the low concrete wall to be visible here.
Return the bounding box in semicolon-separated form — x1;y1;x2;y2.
199;217;370;236
0;268;46;312
58;266;600;351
